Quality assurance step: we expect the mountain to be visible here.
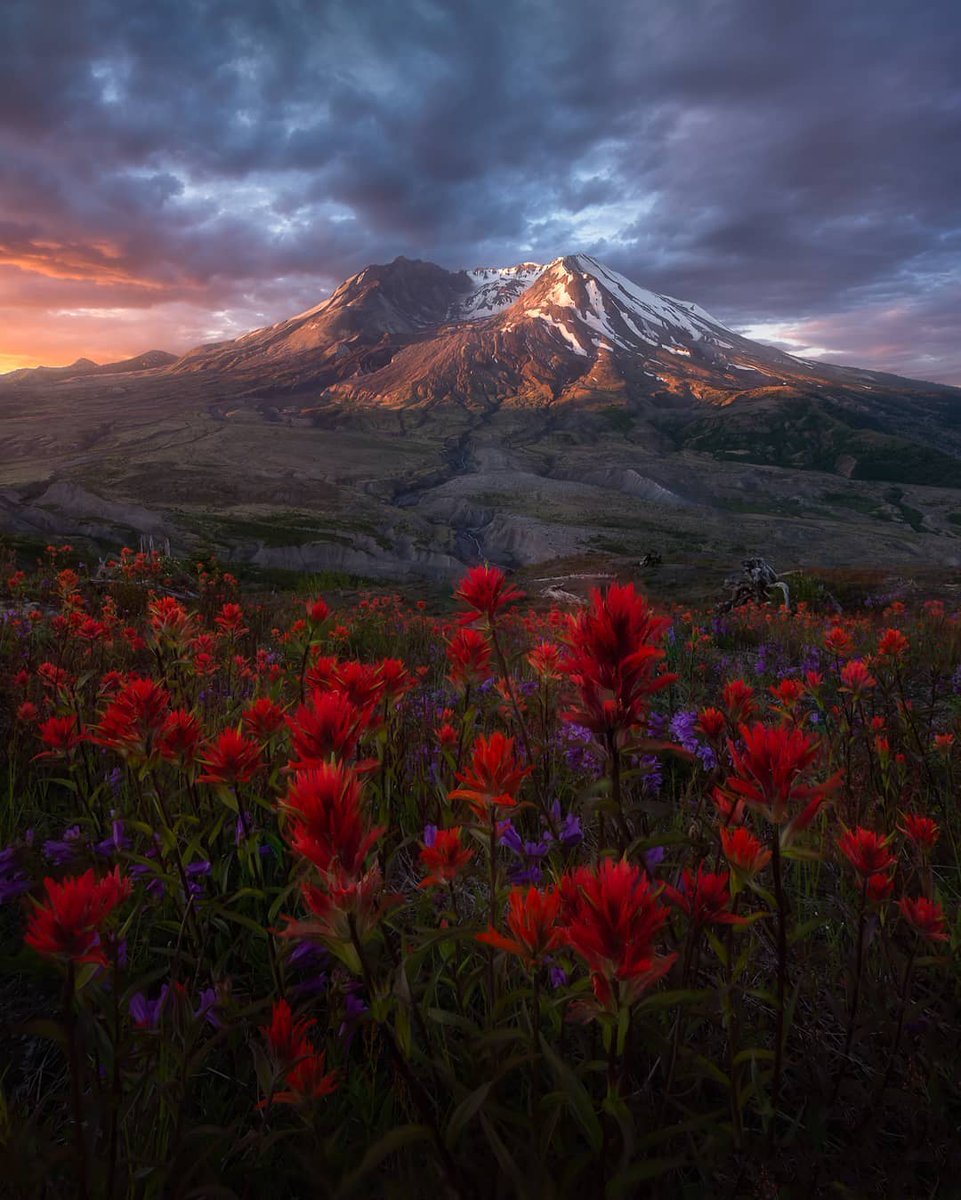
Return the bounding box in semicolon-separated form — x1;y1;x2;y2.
2;254;961;582
161;253;946;414
1;349;177;383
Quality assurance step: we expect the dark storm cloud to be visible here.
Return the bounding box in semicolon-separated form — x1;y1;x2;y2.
0;0;959;381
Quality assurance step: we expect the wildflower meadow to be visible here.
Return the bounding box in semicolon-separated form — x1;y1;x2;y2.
1;545;958;1198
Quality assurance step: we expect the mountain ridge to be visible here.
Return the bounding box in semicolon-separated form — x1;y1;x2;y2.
3;253;961;582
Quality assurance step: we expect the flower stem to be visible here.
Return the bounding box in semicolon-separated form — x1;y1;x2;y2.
64;961;90;1200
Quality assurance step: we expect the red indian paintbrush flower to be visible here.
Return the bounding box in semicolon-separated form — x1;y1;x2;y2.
877;628;909;658
306;597;330;625
721;679;756;725
528;640;564;680
419;827;474;888
261;996;316;1062
838;827;896;878
148;596;195;644
328;660;386;711
867;873;895;904
260;998;339;1107
35;714;84;758
839;659;876;697
477;885;563;965
722;722;841;837
90;677;170;760
376;657;413;702
25;866;131;965
196;728;263;785
560;583;676;749
898;895;949;943
286;689;371;769
663;865;746;927
824;626;854;657
281;761;383;877
720;824;772;879
450;731;531;820
214;602;248;637
697;706;727;740
157;709;203;767
289;864;399;946
447;627;493;688
242;697;287;742
770;678;805;710
560;858;676;1009
899;812;940;852
454;564;524;626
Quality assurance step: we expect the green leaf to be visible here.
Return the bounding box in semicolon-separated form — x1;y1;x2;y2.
733;1047;775;1066
18;1018;66;1046
606;1157;684;1196
445;1080;492;1148
635;988;709;1013
335;1124;432;1197
479;1112;528;1197
539;1033;603;1153
789;917;829;945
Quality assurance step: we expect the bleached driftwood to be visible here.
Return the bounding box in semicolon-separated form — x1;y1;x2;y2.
717;557;791;612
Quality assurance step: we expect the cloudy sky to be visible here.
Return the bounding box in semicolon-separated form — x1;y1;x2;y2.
1;0;959;383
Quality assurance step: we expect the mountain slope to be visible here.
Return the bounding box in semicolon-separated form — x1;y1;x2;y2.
3;252;961;581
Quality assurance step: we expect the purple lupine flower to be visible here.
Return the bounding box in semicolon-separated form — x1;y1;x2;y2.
0;844;32;903
638;755;664;795
499;822;551;884
194;987;223;1029
558;723;603;774
547;961;568;988
185;860;211;899
106;766;124;798
130;835;165;897
423;824;438;848
337;983;369;1050
546;800;583;849
130;986;169;1029
43;825;86;866
644;845;666;874
646;711;669;740
669;710;717;770
96;817;130;857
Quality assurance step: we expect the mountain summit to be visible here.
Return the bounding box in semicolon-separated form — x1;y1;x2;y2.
162;253;930;411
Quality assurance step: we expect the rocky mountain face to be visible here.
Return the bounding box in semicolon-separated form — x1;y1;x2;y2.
2;254;961;581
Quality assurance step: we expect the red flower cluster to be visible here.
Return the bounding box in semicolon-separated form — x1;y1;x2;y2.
720;825;772;880
197;728;263;785
286;688;373;770
260;998;339;1106
663;865;746;927
560;858;676;1009
90;677;170;762
898;896;949;943
454;564;524;626
899;812;940;852
838;827;896;879
561;583;676;749
450;731;531;820
720;722;840;838
447;627;493;688
478;885;563;966
419;827;474;888
25;867;131;966
282;761;384;877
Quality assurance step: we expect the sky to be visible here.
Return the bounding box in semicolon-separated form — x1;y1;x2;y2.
1;0;959;384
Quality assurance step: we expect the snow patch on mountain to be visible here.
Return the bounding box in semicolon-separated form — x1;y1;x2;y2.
454;263;545;320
